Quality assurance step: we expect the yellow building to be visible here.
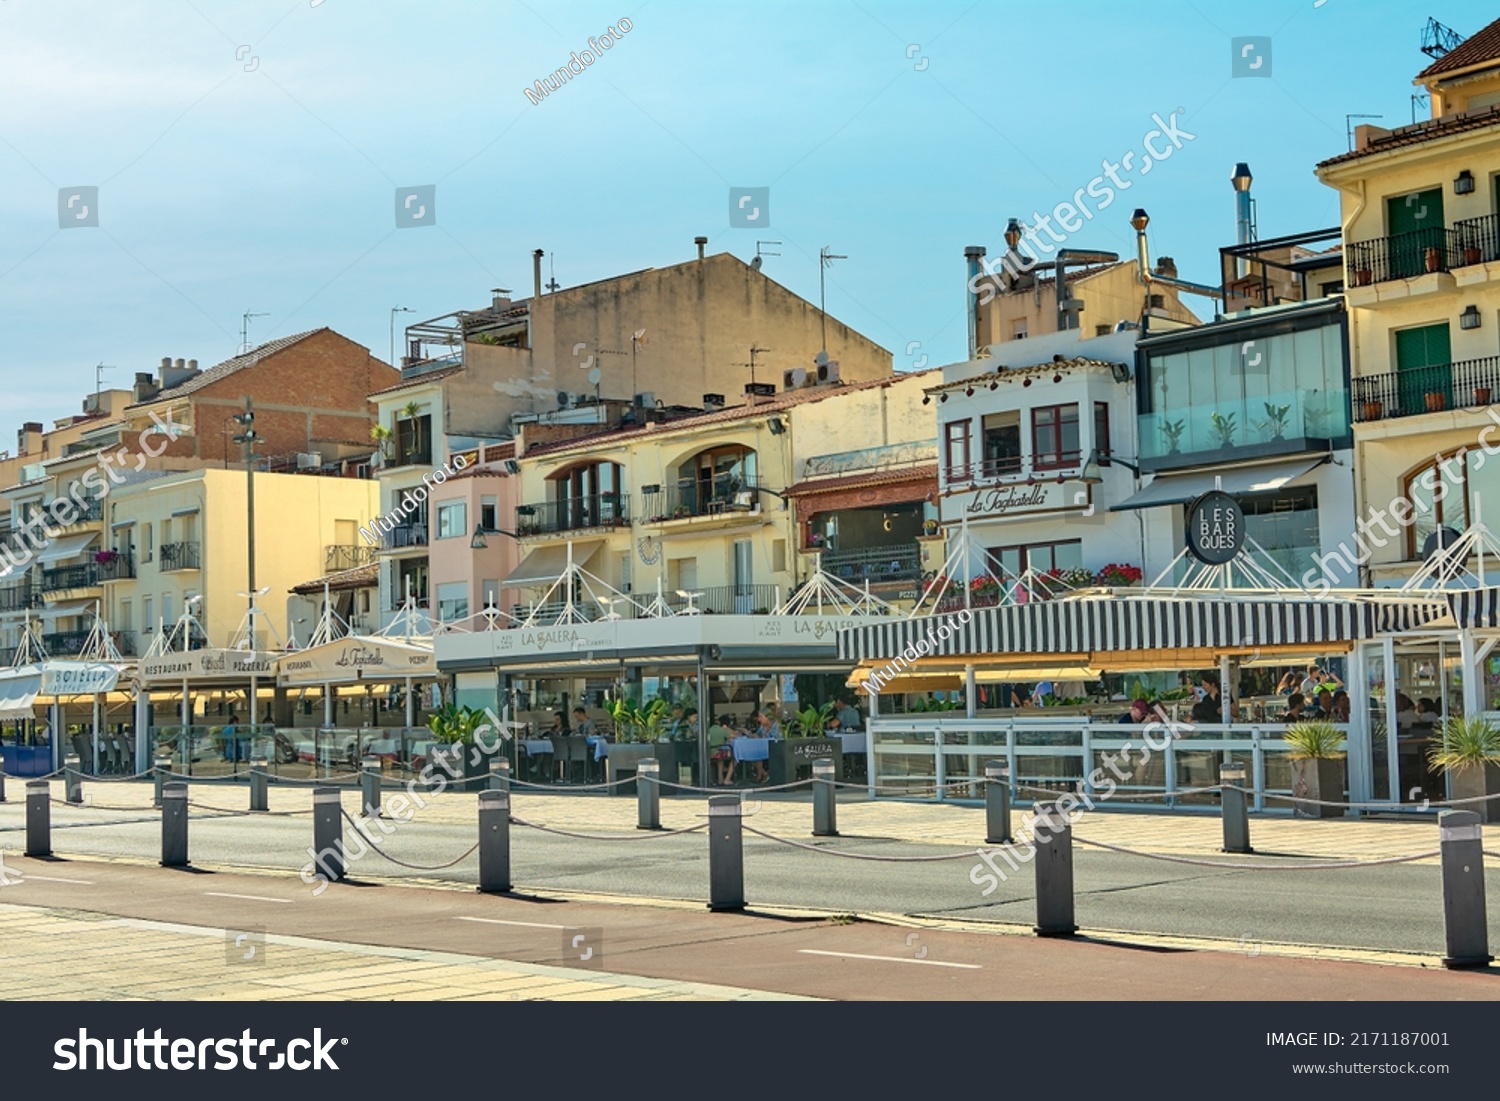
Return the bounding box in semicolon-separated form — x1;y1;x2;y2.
1315;18;1500;582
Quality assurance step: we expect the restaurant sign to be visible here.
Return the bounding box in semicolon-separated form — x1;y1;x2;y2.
277;639;436;686
957;480;1087;520
138;648;281;685
1186;490;1245;565
39;662;121;696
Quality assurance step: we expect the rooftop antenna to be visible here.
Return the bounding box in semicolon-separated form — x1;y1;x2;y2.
733;345;770;388
1411;92;1430;125
93;362;115;416
545;253;560;293
239;310;269;354
1345;114;1382;152
818;247;847;355
752;240;782;271
1420;16;1466;60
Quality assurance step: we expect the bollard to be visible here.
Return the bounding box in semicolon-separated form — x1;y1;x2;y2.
1219;765;1252;854
25;780;50;857
249;757;270;813
477;790;512;893
0;761;6;803
985;759;1013;844
311;787;345;884
812;758;838;837
489;757;510;792
64;754;83;805
1032;800;1077;937
1438;809;1492;969
160;781;189;867
153;753;172;808
637;759;661;830
360;756;382;819
707;795;745;912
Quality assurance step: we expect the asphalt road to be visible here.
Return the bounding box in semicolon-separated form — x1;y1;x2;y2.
1;803;1490;959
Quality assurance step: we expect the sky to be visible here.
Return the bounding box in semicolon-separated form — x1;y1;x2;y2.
0;0;1492;436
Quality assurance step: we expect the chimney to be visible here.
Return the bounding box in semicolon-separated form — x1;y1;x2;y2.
188;359;198;371
17;422;42;455
533;249;544;299
1231;162;1254;279
703;392;725;410
964;246;986;360
695;236;708;261
1154;256;1178;279
491;288;512;311
1130;208;1151;285
134;372;160;403
160;358;200;391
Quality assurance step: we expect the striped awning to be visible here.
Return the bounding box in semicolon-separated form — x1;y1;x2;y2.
1448;587;1500;628
837;595;1452;663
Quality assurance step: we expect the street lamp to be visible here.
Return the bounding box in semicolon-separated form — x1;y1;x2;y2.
390;306;415;367
1078;448;1141;485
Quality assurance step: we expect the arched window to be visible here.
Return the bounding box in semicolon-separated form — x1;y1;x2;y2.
673;446;757;514
546;460;625;532
1402;448;1500;557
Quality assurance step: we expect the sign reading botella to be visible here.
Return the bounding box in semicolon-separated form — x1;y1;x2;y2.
1185;490;1245;565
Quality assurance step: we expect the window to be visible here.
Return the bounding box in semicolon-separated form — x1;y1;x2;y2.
481;579;500;611
1011;319;1028;340
119;600;132;631
944;420;972;480
436;581;468;623
1404;451;1495;558
772;538;787;574
550;460;625;528
480;496;498;532
142;597;153;633
985;540;1083;578
162;593;172;625
143;524;154;563
394;413;432;467
617;553;632;594
981;412;1021;476
1031;404;1080;469
1239;487;1321;580
436;500;467;539
669;557;698;593
1093;402;1111;458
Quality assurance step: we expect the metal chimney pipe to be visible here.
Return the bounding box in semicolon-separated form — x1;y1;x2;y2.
695;236;708;261
1130;209;1151;284
1231;163;1254;279
533;249;544;299
964;245;986;359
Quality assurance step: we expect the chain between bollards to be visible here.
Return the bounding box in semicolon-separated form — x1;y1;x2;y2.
1220;765;1252;854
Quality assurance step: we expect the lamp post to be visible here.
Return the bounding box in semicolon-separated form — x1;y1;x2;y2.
390;306;414;368
231;399;262;742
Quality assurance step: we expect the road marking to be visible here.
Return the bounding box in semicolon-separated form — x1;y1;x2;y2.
456;916;566;930
205;891;292;904
797;949;981;970
21;875;94;885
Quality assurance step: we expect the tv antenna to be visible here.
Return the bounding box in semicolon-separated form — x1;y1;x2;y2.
239;310;269;354
752;240;782;271
545;253;560;293
818;246;846;355
733;345;770;388
93;362;115;415
1421;17;1466;60
1345;114;1382;152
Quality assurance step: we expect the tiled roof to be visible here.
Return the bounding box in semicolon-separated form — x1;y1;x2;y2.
127;330;325;407
925;356;1127;395
290;562;378;594
1316;103;1500;170
784;463;938;497
370;363;464;397
523;369;937;460
1417;17;1500;79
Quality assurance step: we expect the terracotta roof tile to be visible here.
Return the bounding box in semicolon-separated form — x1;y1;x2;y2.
290;561;378;594
1317;103;1500;170
926;356;1127;394
369;363;465;397
127;330;325;407
784;463;938;497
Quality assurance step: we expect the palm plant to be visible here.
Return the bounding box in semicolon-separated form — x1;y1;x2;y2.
1427;715;1500;773
369;424;393;458
607;697;671;743
1282;718;1345;759
1209;411;1238;448
787;702;835;738
426;703;486;744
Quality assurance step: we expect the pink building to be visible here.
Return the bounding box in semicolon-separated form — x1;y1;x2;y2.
424;441;524;626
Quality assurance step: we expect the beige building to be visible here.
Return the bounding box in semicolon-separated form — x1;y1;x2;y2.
1315;17;1500;581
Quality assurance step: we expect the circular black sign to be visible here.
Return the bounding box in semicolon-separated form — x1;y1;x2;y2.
1185;490;1244;565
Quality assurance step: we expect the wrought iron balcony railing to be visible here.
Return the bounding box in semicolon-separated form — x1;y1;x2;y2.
1352;355;1500;422
325;544;379;571
515;495;630;536
159;541;201;571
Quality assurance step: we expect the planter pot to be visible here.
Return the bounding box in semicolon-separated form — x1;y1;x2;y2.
603;742;677;795
768;738;842;786
1476;387;1493;406
1361;400;1382;421
1447;762;1500;824
1424;246;1441;273
1425;391;1447;412
1355;268;1372;286
1465;246;1482;265
1292;757;1346;818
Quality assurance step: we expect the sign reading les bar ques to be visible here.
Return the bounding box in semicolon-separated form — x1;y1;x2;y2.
1186;490;1245;565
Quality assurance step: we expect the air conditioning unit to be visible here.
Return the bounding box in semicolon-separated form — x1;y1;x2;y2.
816;359;840;384
633;391;656;408
783;367;807;390
296;452;322;470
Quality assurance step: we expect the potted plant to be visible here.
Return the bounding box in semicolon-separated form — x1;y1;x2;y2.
604;698;675;792
1354;266;1373;286
1462;226;1483;266
1283;719;1346;818
1094;563;1143;587
1424;245;1441;273
1427;715;1500;823
1262;402;1291;441
922;518;939;537
1159;419;1185;455
1425;391;1448;413
424;703;494;791
369;424;393;459
1209;411;1237;448
1361;399;1383;421
787;702;835;739
1476;386;1493;406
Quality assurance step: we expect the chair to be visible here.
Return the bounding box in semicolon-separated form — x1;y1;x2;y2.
558;735;589;782
71;733;92;773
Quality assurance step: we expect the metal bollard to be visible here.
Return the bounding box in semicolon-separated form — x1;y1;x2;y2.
1438;809;1492;969
1219;765;1252;854
477;790;512;893
637;759;661;830
489;757;510;792
812;758;838;837
707;795;745;912
153;753;172;807
64;754;83;804
25;780;50;857
1032;800;1077;937
360;756;382;819
311;787;345;884
160;781;189;867
985;759;1013;844
0;761;6;803
249;757;270;812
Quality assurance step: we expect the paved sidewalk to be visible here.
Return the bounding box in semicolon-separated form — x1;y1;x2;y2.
41;776;1451;865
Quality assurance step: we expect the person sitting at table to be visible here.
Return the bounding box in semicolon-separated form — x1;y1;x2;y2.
1309;688;1336;720
1118;698;1150;724
571;706;595;739
708;721;736;786
1275;671;1299;697
1330;689;1351;723
550;711;570;736
1283;693;1308;723
835;697;860;731
758;710;783;741
677;708;699;741
826;714;843;734
1416;697;1442;726
1190;677;1222;724
1395;693;1418;732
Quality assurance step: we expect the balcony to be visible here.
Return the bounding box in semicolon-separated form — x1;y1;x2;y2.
515;495;630;537
326;544;379;572
42;630;93;656
390;445;432;469
0;583;38;612
94;550;136;581
382;523;428;549
640;480;774;523
1347;215;1500;291
1454;213;1500;268
1352;356;1500;423
46;497;104;524
40;564;100;592
814;544;922;585
945;452;1083;485
667;584;782;615
159;541;201;571
1138;388;1348;469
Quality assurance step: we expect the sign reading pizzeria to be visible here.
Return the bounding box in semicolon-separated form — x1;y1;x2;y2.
1185;490;1244;565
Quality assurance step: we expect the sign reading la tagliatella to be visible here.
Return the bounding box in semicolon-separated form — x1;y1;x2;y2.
276;638;435;686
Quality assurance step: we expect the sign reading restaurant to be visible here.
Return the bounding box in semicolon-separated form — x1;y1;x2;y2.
137;648;283;685
956;480;1089;520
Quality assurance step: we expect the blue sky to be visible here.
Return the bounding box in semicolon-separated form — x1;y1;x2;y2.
0;0;1491;434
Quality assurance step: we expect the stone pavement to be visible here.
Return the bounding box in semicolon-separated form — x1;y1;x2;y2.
43;775;1451;865
0;902;804;1002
